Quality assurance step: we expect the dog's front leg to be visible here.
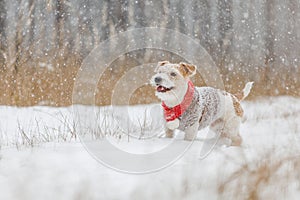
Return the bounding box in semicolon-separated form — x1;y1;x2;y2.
184;123;199;141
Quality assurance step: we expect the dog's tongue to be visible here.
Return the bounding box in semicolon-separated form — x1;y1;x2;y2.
157;86;167;92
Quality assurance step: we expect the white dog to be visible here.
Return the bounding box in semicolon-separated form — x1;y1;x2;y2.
151;61;253;146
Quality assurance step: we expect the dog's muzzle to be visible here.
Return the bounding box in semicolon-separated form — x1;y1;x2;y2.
152;75;174;93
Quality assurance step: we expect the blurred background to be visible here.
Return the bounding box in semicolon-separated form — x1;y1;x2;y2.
0;0;299;106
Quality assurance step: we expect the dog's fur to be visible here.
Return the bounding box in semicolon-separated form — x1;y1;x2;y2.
151;61;253;146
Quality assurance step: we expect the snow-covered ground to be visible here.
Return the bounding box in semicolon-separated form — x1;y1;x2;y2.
1;96;300;200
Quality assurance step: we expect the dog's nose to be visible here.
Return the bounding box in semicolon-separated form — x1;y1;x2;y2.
154;77;162;83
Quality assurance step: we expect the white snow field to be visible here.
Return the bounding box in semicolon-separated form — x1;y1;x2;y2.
1;96;300;200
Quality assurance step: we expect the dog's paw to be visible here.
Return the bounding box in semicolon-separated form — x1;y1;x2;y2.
217;137;232;147
184;135;194;141
165;129;174;138
166;119;179;130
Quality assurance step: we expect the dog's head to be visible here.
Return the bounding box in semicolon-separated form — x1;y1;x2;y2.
151;61;197;104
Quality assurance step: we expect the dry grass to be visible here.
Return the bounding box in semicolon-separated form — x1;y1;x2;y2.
218;151;300;200
0;50;299;106
0;105;163;148
12;111;77;148
1;67;77;106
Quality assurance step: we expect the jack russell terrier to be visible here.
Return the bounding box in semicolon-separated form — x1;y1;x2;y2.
151;61;253;146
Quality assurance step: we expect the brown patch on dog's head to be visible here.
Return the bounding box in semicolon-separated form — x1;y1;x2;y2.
155;61;170;72
178;62;197;78
159;61;170;66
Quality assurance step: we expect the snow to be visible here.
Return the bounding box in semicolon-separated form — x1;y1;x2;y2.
1;96;300;199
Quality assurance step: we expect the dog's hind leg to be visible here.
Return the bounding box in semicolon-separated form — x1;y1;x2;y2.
209;117;243;146
209;119;232;146
226;117;243;146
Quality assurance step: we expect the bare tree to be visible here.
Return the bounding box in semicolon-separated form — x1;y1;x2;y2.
217;0;233;67
55;0;65;50
264;0;275;67
0;0;7;67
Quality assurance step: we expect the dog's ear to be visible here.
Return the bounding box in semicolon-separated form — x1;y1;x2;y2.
155;61;170;72
179;62;197;77
158;61;170;66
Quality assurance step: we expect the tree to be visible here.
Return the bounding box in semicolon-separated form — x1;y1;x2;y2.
217;0;233;67
0;0;7;67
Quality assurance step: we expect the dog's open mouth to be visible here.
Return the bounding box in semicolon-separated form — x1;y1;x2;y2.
156;85;173;93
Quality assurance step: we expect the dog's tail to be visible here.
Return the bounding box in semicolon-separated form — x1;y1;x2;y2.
235;82;254;101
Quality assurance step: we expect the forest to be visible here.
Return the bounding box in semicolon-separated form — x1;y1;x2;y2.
0;0;299;106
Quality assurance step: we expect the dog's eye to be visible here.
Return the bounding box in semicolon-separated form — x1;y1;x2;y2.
170;72;177;77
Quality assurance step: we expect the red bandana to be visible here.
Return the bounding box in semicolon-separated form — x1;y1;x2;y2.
162;81;195;122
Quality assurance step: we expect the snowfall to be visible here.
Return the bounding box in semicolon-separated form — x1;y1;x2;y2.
1;96;300;200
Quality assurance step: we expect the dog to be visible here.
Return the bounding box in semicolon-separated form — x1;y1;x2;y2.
151;61;253;146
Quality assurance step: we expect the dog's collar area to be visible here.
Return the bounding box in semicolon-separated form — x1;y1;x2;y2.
162;80;195;122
